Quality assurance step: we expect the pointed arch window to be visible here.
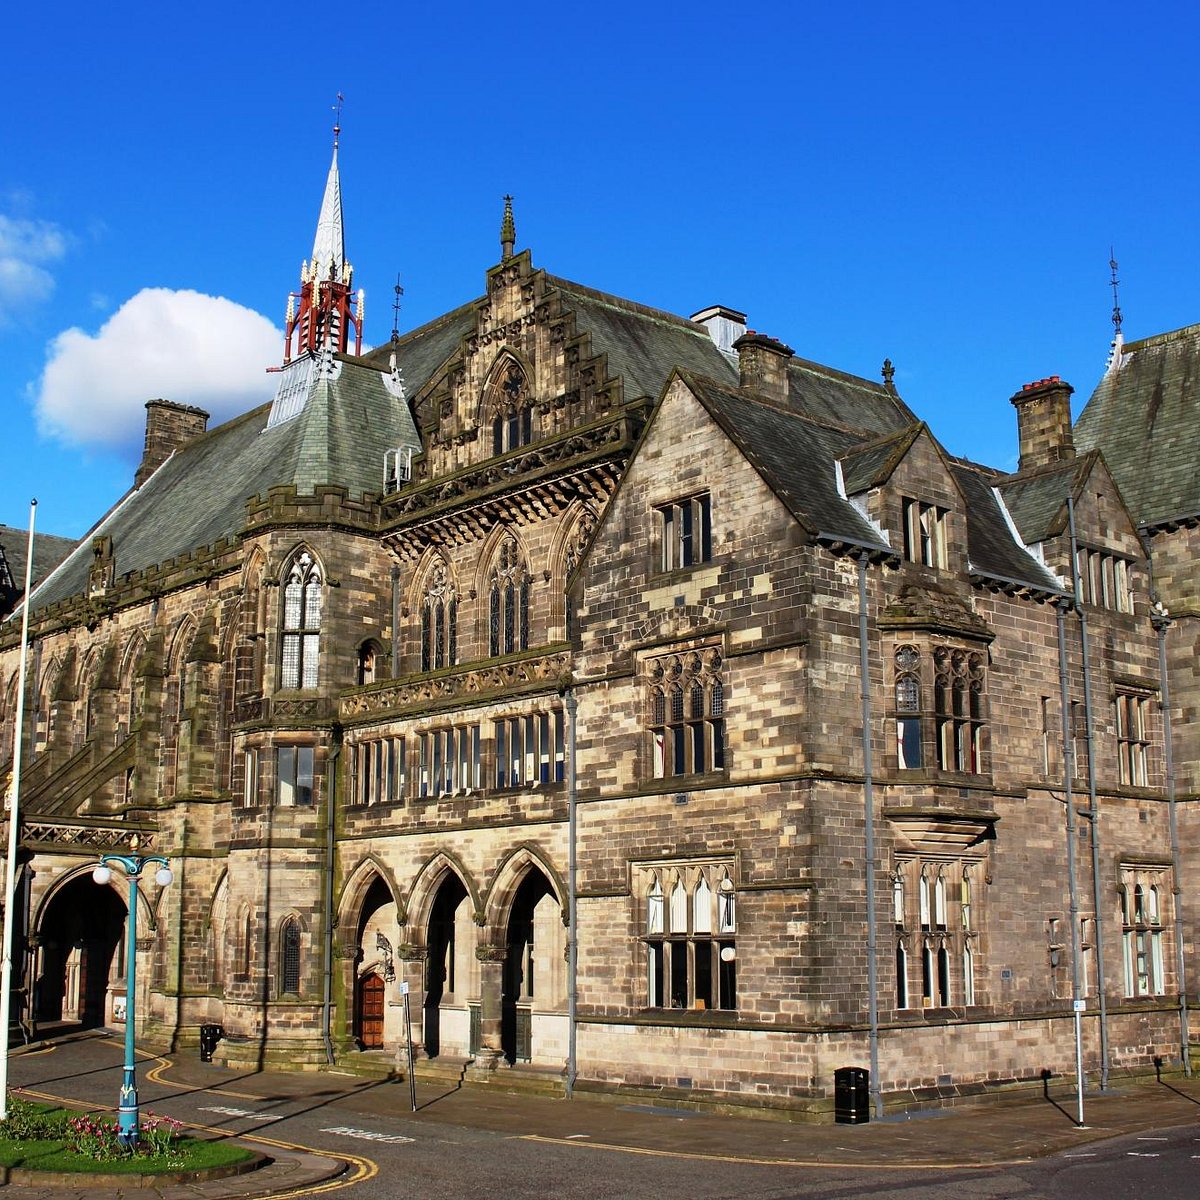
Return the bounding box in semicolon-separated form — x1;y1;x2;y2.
642;862;736;1011
490;360;533;455
894;645;923;769
280;918;301;995
489;535;530;657
281;552;322;689
420;561;457;672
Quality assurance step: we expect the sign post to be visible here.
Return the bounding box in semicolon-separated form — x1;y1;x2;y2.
401;981;416;1112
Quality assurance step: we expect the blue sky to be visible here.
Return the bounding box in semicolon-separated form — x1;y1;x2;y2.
4;1;1199;538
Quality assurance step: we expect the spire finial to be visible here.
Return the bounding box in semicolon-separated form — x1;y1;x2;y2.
333;91;344;151
392;272;404;339
500;195;516;261
1109;247;1122;336
881;358;895;389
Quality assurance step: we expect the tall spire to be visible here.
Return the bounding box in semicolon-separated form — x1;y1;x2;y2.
283;96;362;363
1105;248;1124;374
500;195;516;261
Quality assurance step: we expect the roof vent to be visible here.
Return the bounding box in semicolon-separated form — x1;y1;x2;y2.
384;446;413;494
691;305;747;355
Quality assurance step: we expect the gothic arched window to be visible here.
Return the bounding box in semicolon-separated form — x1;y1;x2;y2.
280;917;301;995
281;551;322;689
489;536;530;657
420;561;457;672
490;361;532;455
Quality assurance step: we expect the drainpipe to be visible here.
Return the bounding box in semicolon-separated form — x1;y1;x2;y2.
857;552;882;1119
1152;602;1190;1075
1057;600;1086;1125
565;688;579;1099
1067;496;1110;1090
321;730;341;1066
390;567;401;679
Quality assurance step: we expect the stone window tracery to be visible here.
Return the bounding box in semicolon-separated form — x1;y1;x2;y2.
420;561;458;671
647;648;726;779
281;551;322;689
1120;868;1168;997
489;535;530;657
894;857;980;1009
641;863;736;1011
490;361;532;455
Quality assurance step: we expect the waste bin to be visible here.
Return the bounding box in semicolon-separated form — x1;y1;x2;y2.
199;1024;223;1062
834;1065;869;1124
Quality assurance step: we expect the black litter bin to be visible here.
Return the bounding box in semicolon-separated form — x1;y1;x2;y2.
834;1066;869;1124
199;1024;223;1062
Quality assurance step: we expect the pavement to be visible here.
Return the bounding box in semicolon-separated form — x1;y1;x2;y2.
4;1028;1200;1196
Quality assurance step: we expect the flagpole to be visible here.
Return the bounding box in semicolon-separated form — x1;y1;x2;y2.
0;499;38;1117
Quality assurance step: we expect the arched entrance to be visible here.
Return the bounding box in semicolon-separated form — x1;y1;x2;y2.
424;874;469;1058
356;973;385;1048
353;876;397;1049
35;874;126;1026
502;869;559;1065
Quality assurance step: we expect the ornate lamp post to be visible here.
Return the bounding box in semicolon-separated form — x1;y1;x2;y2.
92;835;172;1148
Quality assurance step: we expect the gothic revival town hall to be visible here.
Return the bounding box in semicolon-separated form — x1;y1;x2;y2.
2;145;1197;1118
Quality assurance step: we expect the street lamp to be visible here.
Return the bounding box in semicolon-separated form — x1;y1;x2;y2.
92;835;172;1148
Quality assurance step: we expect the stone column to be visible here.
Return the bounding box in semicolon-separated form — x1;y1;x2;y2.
398;946;428;1057
470;944;507;1075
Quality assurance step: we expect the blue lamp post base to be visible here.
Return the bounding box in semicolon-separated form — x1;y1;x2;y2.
92;836;172;1152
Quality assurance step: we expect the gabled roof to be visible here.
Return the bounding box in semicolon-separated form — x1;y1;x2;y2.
952;462;1064;593
1075;324;1200;527
677;370;892;550
839;425;924;494
997;453;1101;545
0;526;78;616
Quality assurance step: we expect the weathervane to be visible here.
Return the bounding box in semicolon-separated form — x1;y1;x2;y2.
1109;247;1122;336
392;273;404;338
333;91;345;150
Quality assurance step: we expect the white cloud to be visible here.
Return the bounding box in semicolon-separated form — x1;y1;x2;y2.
34;288;282;452
0;214;68;318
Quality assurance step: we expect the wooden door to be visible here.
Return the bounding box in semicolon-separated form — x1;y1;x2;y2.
358;973;385;1049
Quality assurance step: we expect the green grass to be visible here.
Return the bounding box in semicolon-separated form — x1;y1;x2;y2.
0;1099;254;1176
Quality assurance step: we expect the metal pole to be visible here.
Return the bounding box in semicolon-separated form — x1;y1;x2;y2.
1067;497;1110;1090
565;688;578;1100
1153;605;1190;1075
858;554;882;1119
1057;600;1086;1126
403;987;416;1112
0;499;37;1119
119;870;140;1147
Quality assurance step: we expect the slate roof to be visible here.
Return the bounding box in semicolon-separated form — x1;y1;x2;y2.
29;352;428;612
0;526;78;616
1075;325;1200;527
680;371;1062;591
678;370;893;550
997;455;1097;545
952;462;1064;593
549;278;739;396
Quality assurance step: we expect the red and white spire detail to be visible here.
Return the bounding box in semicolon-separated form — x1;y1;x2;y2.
284;98;364;361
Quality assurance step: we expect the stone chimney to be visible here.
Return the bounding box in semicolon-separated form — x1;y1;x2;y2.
1009;376;1075;472
733;331;794;403
136;400;210;487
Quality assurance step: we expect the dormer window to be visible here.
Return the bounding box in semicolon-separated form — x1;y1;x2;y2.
902;498;947;568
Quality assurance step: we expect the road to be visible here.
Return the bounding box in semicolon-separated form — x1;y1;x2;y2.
8;1034;1200;1199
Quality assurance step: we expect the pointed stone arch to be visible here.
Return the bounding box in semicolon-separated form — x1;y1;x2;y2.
205;872;230;989
337;855;406;932
481;843;566;937
279;546;324;690
477;347;535;427
407;849;483;936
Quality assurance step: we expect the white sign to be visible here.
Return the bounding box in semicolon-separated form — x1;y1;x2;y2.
400;981;409;995
1073;999;1086;1012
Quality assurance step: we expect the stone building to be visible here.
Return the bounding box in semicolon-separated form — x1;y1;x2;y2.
0;147;1193;1116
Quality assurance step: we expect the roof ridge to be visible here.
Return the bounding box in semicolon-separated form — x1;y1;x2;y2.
1122;322;1200;352
546;275;711;334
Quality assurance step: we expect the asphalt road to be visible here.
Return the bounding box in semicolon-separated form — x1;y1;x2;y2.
8;1036;1200;1200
